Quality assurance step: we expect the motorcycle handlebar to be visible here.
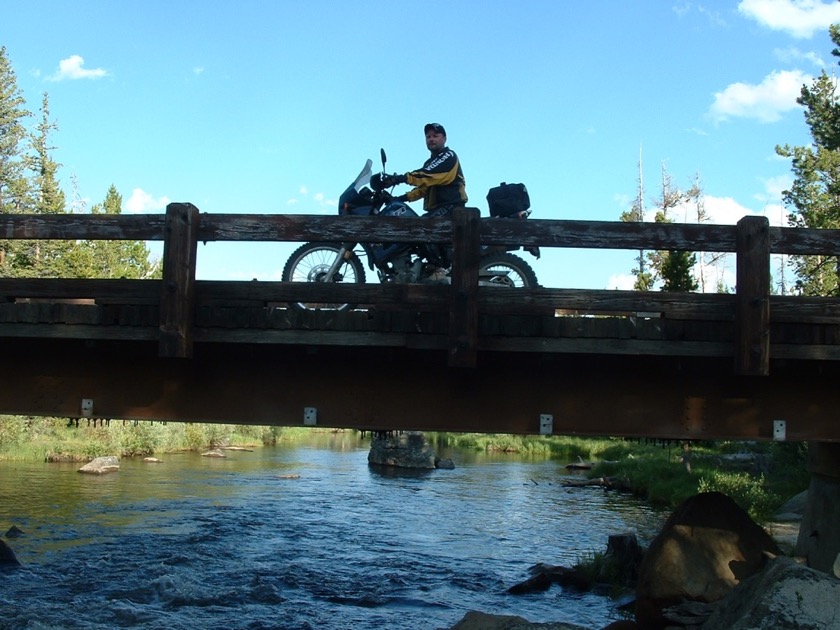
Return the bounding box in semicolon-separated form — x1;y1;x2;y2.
370;172;402;192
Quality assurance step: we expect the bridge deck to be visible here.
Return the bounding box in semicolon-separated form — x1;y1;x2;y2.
1;208;839;441
2;280;839;360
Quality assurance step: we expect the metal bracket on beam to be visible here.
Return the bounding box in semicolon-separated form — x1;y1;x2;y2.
540;414;553;435
773;419;786;441
81;399;93;418
304;407;317;426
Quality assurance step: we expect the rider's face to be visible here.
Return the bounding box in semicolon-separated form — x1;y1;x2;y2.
425;131;446;152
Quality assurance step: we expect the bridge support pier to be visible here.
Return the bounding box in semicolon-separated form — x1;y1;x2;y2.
796;442;840;574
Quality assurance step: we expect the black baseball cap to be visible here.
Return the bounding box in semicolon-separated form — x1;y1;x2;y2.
424;122;446;136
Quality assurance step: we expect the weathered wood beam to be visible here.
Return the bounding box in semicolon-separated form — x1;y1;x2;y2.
0;214;167;240
735;216;770;375
448;207;480;367
159;203;200;358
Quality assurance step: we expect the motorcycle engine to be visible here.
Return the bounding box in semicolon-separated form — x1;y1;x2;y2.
390;254;423;284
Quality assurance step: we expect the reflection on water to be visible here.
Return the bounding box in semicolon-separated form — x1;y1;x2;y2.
0;434;664;630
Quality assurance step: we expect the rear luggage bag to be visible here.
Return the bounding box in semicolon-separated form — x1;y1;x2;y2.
487;182;530;218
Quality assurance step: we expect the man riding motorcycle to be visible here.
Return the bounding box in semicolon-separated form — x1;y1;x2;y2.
376;122;467;275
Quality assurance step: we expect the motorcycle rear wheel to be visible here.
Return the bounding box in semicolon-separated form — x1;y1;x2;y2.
478;252;539;288
282;242;366;311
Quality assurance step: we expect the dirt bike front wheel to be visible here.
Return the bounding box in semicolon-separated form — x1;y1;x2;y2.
478;252;539;288
282;242;366;311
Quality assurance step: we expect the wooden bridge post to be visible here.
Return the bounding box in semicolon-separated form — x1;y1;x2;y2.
448;206;481;368
159;202;200;358
735;215;770;375
797;441;840;573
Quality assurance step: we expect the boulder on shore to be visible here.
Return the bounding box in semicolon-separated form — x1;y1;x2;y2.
78;455;120;474
674;555;840;629
635;491;782;629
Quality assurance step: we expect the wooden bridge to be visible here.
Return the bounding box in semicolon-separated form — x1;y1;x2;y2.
2;204;840;443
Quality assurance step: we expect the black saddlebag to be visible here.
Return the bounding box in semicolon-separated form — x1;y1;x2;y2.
487;182;530;218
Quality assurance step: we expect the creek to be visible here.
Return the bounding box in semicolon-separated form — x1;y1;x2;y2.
0;433;665;629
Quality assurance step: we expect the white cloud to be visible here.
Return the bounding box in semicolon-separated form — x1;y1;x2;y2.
693;194;788;226
125;188;170;214
739;0;840;39
709;69;810;123
47;55;108;81
285;186;334;212
703;195;757;223
774;45;825;67
606;273;637;290
759;173;793;200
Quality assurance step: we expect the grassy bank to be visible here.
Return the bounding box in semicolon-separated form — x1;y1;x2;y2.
0;415;314;462
432;432;810;522
0;417;809;522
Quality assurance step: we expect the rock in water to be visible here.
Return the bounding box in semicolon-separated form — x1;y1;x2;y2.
78;456;120;474
0;539;21;566
367;432;436;469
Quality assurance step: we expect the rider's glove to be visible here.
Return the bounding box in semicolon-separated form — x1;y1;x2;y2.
382;173;407;187
375;173;407;189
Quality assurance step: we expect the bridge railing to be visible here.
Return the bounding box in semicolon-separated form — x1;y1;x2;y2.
2;206;840;372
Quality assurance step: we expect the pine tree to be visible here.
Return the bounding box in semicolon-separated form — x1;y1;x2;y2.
0;47;160;281
685;173;726;292
16;93;74;278
776;24;840;296
620;147;654;290
76;185;160;279
653;164;698;293
31;93;64;216
0;46;32;271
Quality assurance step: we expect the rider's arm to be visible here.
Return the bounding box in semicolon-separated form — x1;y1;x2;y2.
404;149;460;189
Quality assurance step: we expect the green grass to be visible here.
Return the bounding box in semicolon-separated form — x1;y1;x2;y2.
0;416;318;461
588;440;809;522
430;432;612;459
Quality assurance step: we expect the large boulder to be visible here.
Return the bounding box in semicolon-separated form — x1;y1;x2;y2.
78;455;120;474
0;539;21;567
699;555;840;629
635;491;782;629
368;431;437;469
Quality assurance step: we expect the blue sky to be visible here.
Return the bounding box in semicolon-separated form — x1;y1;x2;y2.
4;0;840;290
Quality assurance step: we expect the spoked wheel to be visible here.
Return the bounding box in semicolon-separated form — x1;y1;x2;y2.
478;252;539;288
281;242;366;310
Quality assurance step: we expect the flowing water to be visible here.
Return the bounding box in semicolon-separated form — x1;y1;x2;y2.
0;434;665;630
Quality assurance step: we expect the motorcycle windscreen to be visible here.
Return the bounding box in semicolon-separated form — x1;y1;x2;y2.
339;160;375;215
353;159;373;192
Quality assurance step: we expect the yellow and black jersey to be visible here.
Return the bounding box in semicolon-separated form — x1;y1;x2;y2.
403;148;467;212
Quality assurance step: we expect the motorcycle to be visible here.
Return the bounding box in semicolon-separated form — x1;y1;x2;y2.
281;150;539;311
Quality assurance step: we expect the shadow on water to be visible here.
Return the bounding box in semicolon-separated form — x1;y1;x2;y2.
367;464;436;480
